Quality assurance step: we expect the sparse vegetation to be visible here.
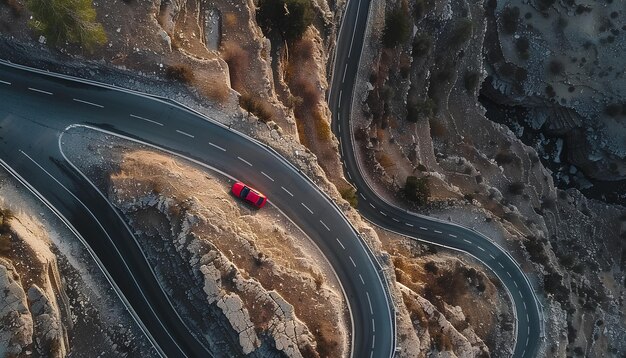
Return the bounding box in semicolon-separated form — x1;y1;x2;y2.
165;64;194;83
404;176;430;205
515;37;530;59
605;103;625;117
548;59;564;75
256;0;313;42
27;0;107;50
339;187;358;208
382;7;411;48
406;98;436;122
412;33;432;58
239;93;275;123
2;0;23;17
501;6;520;34
449;18;473;48
508;181;526;195
221;41;249;92
536;0;556;11
464;71;480;93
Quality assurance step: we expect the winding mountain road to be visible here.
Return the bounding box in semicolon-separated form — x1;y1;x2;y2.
0;60;394;358
329;0;543;357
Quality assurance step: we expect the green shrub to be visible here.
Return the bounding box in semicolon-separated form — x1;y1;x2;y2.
515;37;530;59
339;187;358;208
27;0;107;50
406;98;436;122
256;0;313;42
382;7;411;48
404;176;430;205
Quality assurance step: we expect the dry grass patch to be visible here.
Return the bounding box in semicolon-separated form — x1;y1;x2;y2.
221;41;249;92
165;64;194;84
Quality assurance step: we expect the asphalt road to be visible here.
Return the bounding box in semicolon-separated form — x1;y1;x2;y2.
328;0;543;356
0;61;395;358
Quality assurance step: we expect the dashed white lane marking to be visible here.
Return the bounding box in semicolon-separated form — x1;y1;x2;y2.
336;238;345;250
514;280;519;288
28;87;53;95
301;202;314;214
498;262;505;268
366;292;373;314
347;171;352;179
281;186;294;197
449;233;457;238
420;227;428;231
130;114;163;126
392;218;400;222
521;292;525;300
261;171;274;181
463;239;472;244
0;79;11;85
522;350;526;357
73;98;103;108
237;156;252;166
208;142;226;151
405;223;414;227
349;256;356;267
526;314;529;322
489;254;496;259
359;274;365;285
370;351;374;358
476;245;486;252
372;334;375;348
507;271;512;278
523;301;527;310
379;211;387;216
342;63;348;83
175;129;194;138
527;326;530;335
369;203;375;208
434;230;442;234
372;319;376;333
359;193;366;199
338;90;343;107
320;220;330;231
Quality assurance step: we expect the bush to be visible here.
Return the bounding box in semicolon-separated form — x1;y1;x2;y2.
404;176;430;205
239;93;274;123
406;98;436;122
515;37;530;59
464;71;480;93
339;187;358;208
382;7;411;48
27;0;107;50
165;64;194;83
256;0;313;42
501;6;520;34
449;18;473;48
412;33;432;58
605;103;625;117
508;182;525;195
414;0;428;19
2;0;23;17
548;60;564;75
536;0;556;11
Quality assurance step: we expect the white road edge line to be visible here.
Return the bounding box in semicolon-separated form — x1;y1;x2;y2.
208;142;226;152
130;114;163;126
73;98;103;108
320;220;331;231
176;129;195;138
301;202;314;214
281;186;294;197
261;171;274;181
336;238;346;250
237;156;252;166
28;87;53;95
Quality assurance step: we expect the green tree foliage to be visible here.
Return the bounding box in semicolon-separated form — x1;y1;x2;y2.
27;0;107;50
404;176;430;205
256;0;313;42
382;8;411;48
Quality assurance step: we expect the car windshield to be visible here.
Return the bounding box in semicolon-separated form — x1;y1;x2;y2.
240;186;250;198
256;197;264;206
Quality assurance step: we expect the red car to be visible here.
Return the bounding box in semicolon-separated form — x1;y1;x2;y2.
231;182;268;208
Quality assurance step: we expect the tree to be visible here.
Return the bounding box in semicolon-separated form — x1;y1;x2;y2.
27;0;107;50
382;8;411;48
256;0;313;43
404;176;430;205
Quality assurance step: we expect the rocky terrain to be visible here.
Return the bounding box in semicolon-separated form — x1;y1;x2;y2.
0;173;156;357
62;127;351;357
356;0;626;356
484;0;626;203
